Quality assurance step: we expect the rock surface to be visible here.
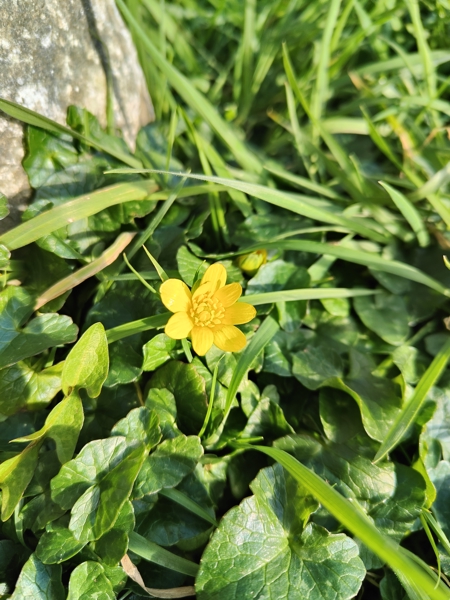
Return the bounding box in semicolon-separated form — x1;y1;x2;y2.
0;0;154;232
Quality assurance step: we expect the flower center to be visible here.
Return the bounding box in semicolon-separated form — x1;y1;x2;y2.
189;292;225;328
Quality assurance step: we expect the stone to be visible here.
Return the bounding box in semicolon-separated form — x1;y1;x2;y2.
0;0;154;232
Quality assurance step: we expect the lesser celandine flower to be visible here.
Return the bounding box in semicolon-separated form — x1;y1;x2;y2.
160;263;256;356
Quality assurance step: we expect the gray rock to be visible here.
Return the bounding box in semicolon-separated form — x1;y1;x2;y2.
0;0;154;232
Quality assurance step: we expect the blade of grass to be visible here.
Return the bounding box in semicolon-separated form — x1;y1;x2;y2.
0;98;142;169
105;169;390;243
205;315;280;448
238;239;450;297
264;163;347;202
237;0;256;122
242;445;450;600
159;488;218;527
243;287;379;305
379;181;430;247
404;0;437;99
128;531;198;577
126;175;187;262
353;50;450;77
106;312;170;344
115;0;262;174
0;181;157;251
34;232;136;310
123;253;158;294
374;336;450;463
310;0;342;129
198;358;222;439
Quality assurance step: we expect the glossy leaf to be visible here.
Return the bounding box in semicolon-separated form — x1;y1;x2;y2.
62;323;109;398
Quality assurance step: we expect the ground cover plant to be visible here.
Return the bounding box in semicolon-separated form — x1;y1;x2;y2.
1;0;450;597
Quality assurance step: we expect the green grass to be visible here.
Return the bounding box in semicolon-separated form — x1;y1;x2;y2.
1;0;450;598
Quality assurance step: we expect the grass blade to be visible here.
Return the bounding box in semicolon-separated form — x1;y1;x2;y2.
243;287;378;305
374;336;450;463
106;313;170;344
0;181;157;251
0;98;142;169
115;0;262;174
310;0;342;126
34;232;135;310
379;181;430;247
159;488;218;527
239;239;450;297
128;531;199;577
105;169;389;243
205;315;280;448
245;445;450;600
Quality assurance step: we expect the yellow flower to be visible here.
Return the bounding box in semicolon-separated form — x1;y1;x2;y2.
160;263;256;356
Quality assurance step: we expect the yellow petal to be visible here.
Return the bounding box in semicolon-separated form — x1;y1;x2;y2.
222;302;256;325
214;282;242;307
200;263;227;293
165;312;193;339
160;279;192;313
191;326;214;356
213;325;247;353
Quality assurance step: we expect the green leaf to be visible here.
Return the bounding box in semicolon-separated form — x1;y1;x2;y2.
353;293;410;346
138;474;215;548
427;461;450;539
177;245;208;286
0;442;41;521
148;361;208;434
0;287;78;369
0;192;10;220
111;407;162;449
104;339;142;387
92;500;135;566
196;464;364;600
35;518;86;565
69;442;145;543
145;388;180;439
246;446;449;600
51;437;140;510
0;97;141;169
142;333;178;371
374;337;450;463
14;391;84;464
67;561;115;600
10;554;65;600
62;323;109;398
420;388;450;469
134;435;203;498
275;435;426;541
0;361;62;418
292;344;344;390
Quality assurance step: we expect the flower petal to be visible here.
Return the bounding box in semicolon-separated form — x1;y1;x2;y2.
214;282;242;307
200;263;227;293
213;325;247;353
191;326;214;356
222;302;256;325
160;279;192;313
165;312;193;339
